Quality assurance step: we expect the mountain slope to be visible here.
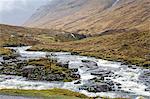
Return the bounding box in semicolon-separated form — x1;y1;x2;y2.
24;0;150;34
31;30;150;67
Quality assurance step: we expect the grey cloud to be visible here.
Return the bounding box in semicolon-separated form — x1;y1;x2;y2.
0;0;51;25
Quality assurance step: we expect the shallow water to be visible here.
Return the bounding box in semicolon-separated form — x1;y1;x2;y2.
1;46;150;98
0;95;37;99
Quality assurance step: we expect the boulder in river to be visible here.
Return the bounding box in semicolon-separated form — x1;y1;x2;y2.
81;60;98;68
57;61;69;68
80;83;112;92
74;80;81;84
139;69;150;86
22;65;37;77
91;69;113;77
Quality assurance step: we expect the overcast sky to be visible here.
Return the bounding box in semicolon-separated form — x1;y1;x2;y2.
0;0;51;26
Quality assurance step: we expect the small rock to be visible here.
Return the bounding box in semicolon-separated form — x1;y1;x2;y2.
74;80;81;84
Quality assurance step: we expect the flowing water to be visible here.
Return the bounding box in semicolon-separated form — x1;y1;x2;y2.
0;46;149;98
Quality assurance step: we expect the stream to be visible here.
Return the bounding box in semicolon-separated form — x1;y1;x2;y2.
0;46;149;99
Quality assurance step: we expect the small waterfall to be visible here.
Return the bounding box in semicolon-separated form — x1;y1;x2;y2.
112;0;120;7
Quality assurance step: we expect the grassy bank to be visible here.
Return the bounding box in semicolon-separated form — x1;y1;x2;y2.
0;89;88;99
0;89;129;99
0;47;13;56
30;31;150;68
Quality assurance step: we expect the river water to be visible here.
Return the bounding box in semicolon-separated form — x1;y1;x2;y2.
0;46;149;99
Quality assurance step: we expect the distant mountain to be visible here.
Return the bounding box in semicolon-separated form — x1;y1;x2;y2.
24;0;150;34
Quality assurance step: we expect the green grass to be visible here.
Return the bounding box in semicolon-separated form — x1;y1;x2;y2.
0;88;88;99
0;89;129;99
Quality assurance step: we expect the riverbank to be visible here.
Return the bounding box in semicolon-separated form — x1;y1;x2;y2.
0;47;13;56
29;31;150;68
0;46;149;98
0;89;88;99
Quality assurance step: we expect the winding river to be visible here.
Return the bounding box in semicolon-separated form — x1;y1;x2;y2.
0;46;149;99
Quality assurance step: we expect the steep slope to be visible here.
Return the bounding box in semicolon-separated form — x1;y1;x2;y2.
24;0;150;34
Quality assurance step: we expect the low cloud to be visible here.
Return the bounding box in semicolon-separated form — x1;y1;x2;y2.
0;0;51;25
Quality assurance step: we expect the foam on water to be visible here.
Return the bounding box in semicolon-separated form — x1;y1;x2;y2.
1;46;150;98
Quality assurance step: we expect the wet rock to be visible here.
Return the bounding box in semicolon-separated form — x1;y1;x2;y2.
74;80;81;84
8;62;17;66
143;64;150;68
91;77;104;82
0;66;4;70
57;61;69;68
3;55;17;60
70;68;78;72
81;60;98;68
139;69;150;86
3;56;11;60
91;70;112;77
22;65;37;77
70;73;80;79
80;83;112;92
0;62;2;66
121;62;128;65
145;87;150;91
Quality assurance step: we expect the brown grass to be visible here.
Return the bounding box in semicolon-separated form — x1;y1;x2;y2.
30;31;150;68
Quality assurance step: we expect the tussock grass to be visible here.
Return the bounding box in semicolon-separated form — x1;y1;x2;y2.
0;47;13;55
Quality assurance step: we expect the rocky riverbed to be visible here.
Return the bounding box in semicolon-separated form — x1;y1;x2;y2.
0;46;149;98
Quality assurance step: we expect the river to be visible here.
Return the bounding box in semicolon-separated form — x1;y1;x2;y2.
0;46;149;99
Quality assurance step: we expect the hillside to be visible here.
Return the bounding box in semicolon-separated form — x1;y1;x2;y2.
24;0;150;34
0;24;86;55
0;24;86;47
31;30;150;68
